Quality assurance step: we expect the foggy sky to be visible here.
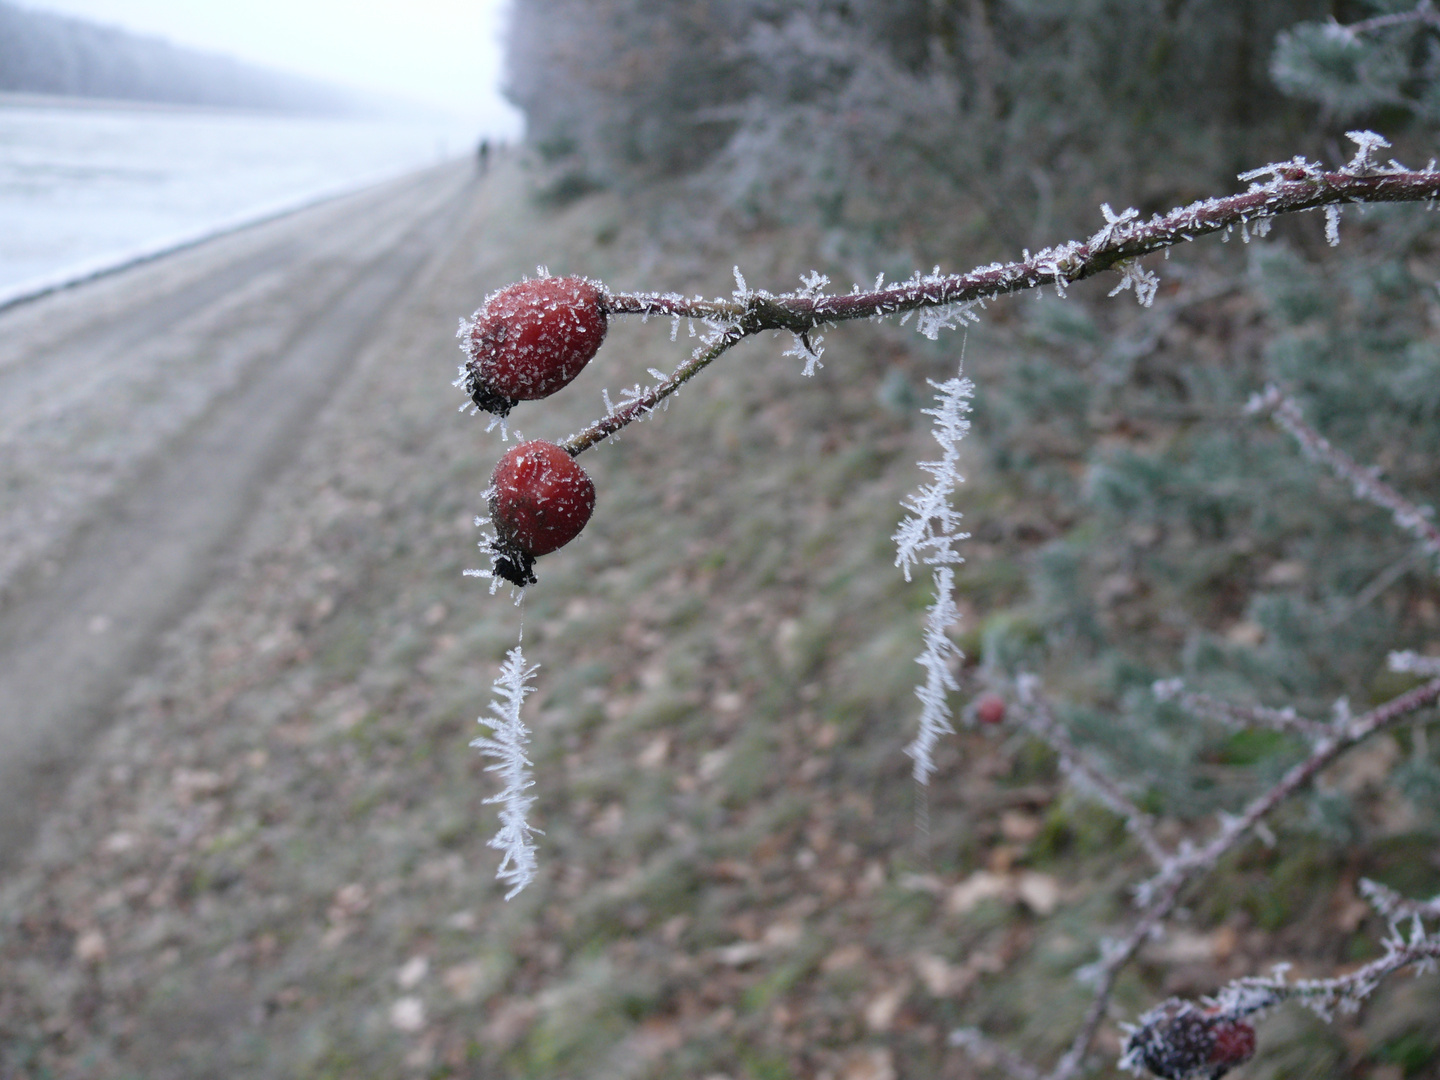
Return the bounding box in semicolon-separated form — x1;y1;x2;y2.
18;0;521;132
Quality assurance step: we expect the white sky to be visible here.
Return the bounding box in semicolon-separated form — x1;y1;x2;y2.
21;0;522;134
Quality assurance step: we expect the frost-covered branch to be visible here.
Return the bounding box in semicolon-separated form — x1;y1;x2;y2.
471;645;542;899
566;133;1440;456
949;1027;1046;1080
955;673;1440;1080
1249;384;1440;563
1342;0;1440;37
561;320;744;454
1209;926;1440;1021
1014;675;1168;867
1121;901;1440;1080
1359;877;1440;923
1386;649;1440;678
1152;678;1332;741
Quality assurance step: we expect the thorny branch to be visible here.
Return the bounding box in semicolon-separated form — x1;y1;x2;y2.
968;674;1440;1080
563;133;1440;456
1249;384;1440;563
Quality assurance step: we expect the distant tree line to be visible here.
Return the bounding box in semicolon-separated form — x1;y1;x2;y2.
0;0;360;114
506;0;1364;254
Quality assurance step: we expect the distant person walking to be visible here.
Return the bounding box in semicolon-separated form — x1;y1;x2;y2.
477;139;490;176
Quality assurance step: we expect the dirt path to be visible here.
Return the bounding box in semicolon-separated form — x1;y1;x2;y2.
0;163;477;869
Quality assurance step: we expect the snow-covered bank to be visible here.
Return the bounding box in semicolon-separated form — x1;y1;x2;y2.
0;100;481;309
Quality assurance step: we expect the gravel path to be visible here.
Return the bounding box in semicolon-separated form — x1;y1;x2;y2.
0;163;477;869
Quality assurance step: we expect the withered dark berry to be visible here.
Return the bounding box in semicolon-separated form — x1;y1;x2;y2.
462;276;607;416
1123;1000;1256;1080
487;440;595;586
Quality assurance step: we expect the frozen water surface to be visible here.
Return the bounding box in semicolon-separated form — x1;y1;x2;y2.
0;98;471;303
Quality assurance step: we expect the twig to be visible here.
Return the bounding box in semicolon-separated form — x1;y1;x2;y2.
1218;932;1440;1018
1342;1;1440;38
1014;676;1168;867
1359;878;1440;923
1248;385;1440;563
1121;915;1439;1077
949;1027;1046;1080
1152;679;1332;741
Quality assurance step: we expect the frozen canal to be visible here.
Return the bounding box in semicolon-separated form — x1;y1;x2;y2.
0;95;475;304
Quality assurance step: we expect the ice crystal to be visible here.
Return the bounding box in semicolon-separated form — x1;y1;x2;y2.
913;300;978;340
782;330;826;376
1090;202;1140;248
1387;650;1440;677
471;645;542;899
1345;129;1391;173
1109;259;1161;307
796;269;830;297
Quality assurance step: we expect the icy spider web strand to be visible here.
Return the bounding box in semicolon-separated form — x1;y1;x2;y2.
895;372;974;785
905;568;962;785
893;373;974;581
470;645;542;899
1013;675;1168;867
1249;384;1440;563
953;674;1440;1080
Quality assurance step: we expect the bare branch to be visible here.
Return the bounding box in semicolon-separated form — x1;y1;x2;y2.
1152;679;1332;741
1359;878;1440;923
1342;1;1440;38
1014;676;1168;867
560;321;745;455
1204;921;1440;1026
1248;385;1440;564
949;1028;1045;1080
954;675;1440;1080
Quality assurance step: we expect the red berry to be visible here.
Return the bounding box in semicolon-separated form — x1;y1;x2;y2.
487;440;596;586
463;276;607;416
975;694;1006;726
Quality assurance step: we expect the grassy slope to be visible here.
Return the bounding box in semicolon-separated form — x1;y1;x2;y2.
1;157;1436;1080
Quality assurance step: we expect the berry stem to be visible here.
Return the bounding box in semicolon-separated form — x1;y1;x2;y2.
560;322;746;456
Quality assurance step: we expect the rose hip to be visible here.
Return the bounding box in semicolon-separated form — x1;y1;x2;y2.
487;440;596;586
463;276;607;416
